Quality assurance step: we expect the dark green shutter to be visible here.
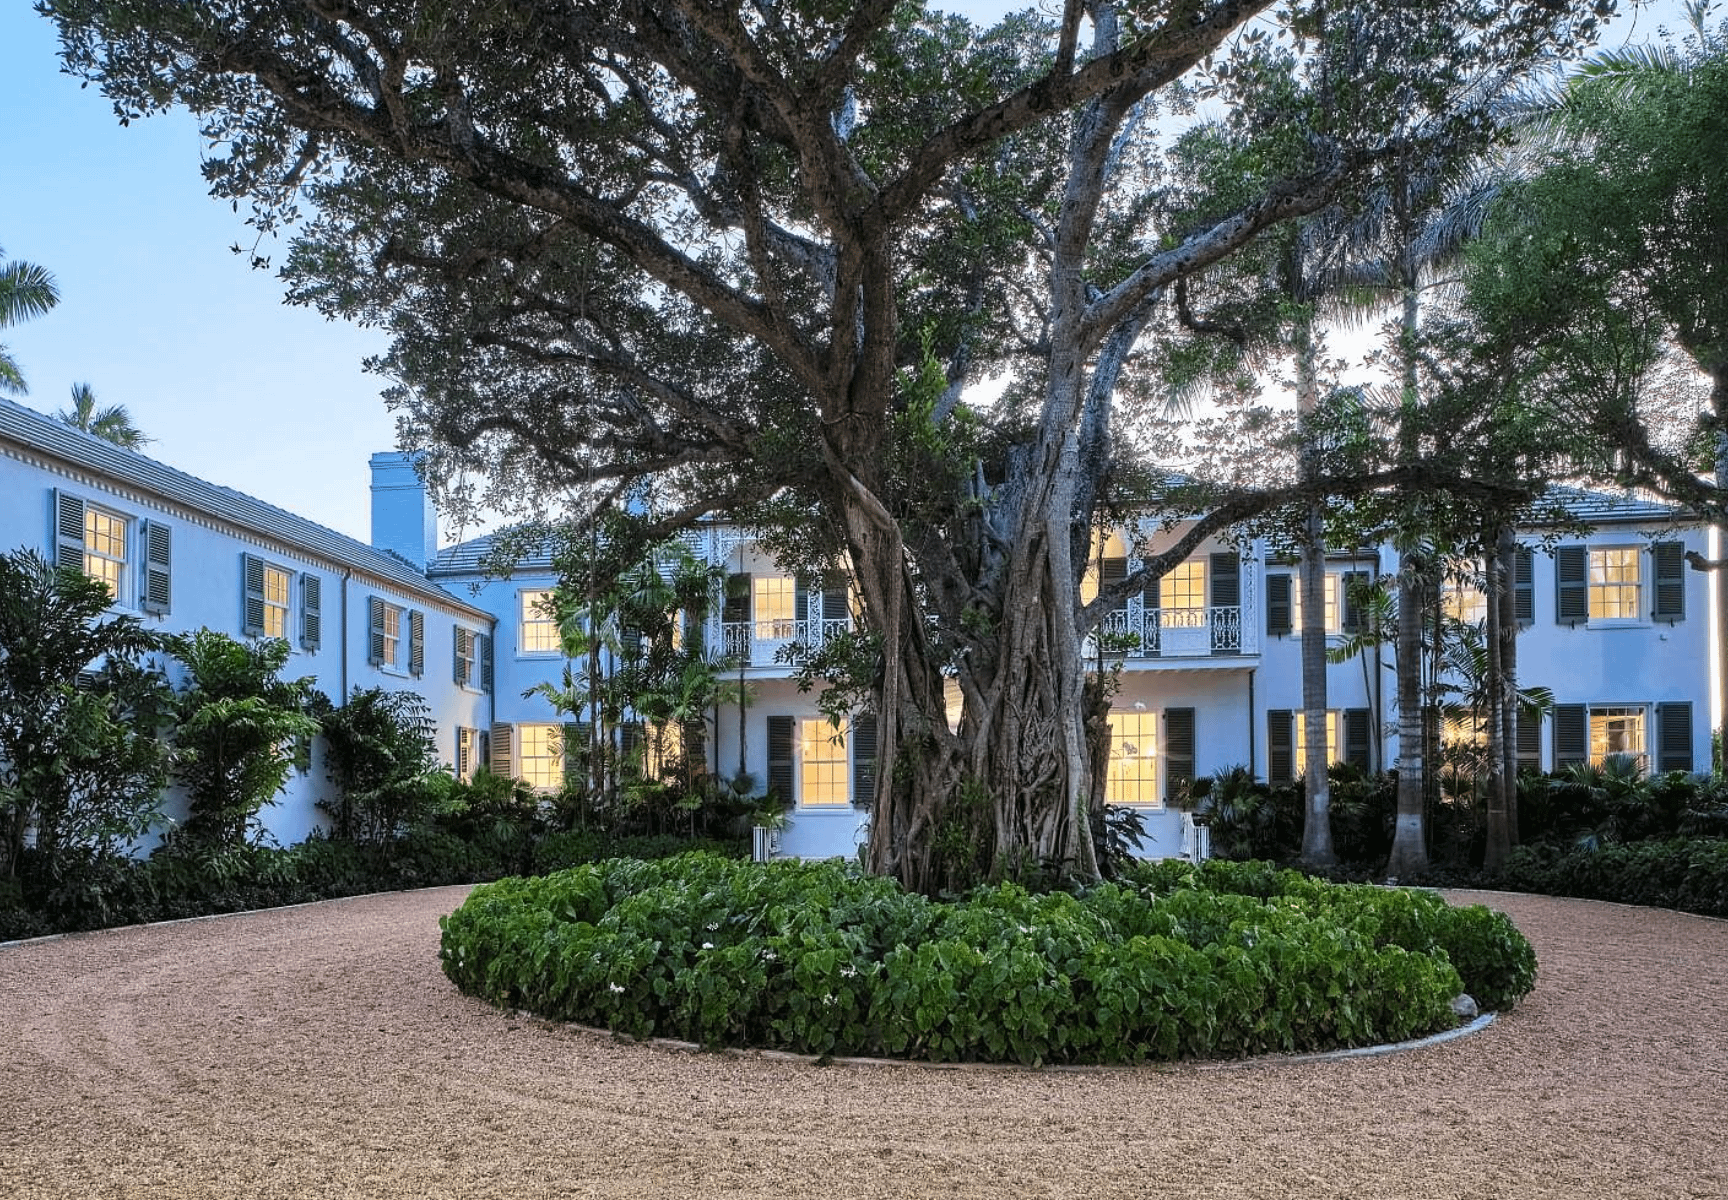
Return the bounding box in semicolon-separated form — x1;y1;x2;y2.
490;724;513;779
1516;709;1542;772
1344;708;1371;771
1165;707;1195;800
1268;709;1295;785
300;573;321;650
767;716;795;802
408;609;424;677
1514;547;1534;623
852;713;878;806
479;633;494;693
367;596;386;665
454;627;471;684
243;553;267;637
1652;542;1685;621
140;520;171;615
1657;702;1693;773
1555;547;1587;625
723;573;750;623
53;489;86;569
563;721;585;785
1341;571;1370;634
794;577;811;623
1143;571;1161;656
1553;703;1587;769
1101;556;1128;613
1266;573;1292;636
822;577;850;623
1210;553;1239;654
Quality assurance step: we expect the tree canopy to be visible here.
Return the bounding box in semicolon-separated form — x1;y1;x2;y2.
46;0;1632;890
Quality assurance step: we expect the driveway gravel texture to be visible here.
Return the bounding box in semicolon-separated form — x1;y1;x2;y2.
2;886;1724;1200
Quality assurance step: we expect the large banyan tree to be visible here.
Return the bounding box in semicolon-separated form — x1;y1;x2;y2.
46;0;1611;893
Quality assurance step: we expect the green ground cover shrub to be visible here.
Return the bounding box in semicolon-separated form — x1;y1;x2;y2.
1498;837;1728;918
440;854;1535;1065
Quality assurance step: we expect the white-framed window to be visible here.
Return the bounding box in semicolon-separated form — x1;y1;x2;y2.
380;602;403;670
261;562;291;638
1294;710;1341;774
798;716;849;806
1291;573;1341;634
519;589;560;654
1589;706;1646;767
454;627;476;687
1589;547;1641;621
82;504;128;599
754;576;796;640
1105;711;1159;806
517;723;563;791
1442;711;1488;746
1162;560;1207;628
1441;573;1487;625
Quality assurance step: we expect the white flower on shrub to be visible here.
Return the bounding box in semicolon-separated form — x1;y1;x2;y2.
839;965;858;978
608;982;625;994
822;993;837;1006
702;942;714;950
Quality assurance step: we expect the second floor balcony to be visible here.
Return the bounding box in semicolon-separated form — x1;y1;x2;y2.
716;616;852;667
1091;603;1254;659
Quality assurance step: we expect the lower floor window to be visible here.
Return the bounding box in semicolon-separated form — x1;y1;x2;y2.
1105;711;1159;806
517;723;563;791
1589;707;1646;767
799;717;849;806
1294;710;1341;774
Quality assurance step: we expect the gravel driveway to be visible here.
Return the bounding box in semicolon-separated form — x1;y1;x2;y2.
2;886;1724;1199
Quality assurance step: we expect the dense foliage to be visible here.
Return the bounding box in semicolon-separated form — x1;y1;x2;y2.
1498;840;1728;920
0;549;170;883
316;686;443;842
167;631;322;850
439;854;1533;1065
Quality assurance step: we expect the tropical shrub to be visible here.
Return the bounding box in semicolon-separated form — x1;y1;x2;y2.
168;631;322;850
0;549;170;883
317;686;443;841
440;854;1534;1065
1499;838;1728;919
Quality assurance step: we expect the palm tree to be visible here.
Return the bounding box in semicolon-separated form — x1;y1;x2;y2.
0;246;60;396
58;382;151;450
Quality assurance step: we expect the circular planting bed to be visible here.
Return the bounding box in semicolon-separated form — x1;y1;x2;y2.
439;855;1536;1065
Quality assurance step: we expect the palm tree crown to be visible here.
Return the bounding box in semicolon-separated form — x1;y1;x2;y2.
58;382;151;450
0;245;60;397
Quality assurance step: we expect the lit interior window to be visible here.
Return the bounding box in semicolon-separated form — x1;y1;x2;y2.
262;564;291;638
799;717;849;805
753;576;795;640
520;589;560;653
518;723;563;790
1589;548;1640;620
1294;710;1341;774
1291;573;1340;634
1105;711;1159;806
83;507;126;598
1589;707;1645;766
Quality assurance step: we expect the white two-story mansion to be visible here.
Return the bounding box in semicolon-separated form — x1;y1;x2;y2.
1;394;1712;859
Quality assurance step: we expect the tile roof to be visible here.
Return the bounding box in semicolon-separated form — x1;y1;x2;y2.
1533;484;1688;526
0;396;491;620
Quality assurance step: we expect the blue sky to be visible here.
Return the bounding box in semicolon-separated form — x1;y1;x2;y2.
1;2;1702;547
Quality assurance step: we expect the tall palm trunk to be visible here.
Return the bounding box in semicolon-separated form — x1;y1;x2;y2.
1294;316;1335;866
1497;525;1521;854
1482;532;1509;872
1386;282;1431;879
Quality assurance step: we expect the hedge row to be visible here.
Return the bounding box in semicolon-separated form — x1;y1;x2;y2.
0;830;746;941
1497;837;1728;918
439;855;1535;1065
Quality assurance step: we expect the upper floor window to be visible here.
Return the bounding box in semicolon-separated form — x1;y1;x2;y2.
367;597;422;676
1441;577;1487;625
1589;548;1640;620
381;602;402;668
1162;560;1206;624
519;589;560;653
1293;710;1341;775
261;563;291;638
1290;573;1341;634
82;505;128;599
243;553;293;639
753;576;796;639
454;626;476;686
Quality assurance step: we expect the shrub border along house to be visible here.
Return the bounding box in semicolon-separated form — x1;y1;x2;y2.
439;855;1536;1066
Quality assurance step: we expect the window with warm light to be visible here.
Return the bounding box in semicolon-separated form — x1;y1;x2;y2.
1442;579;1487;625
1162;560;1206;627
519;589;560;653
379;602;403;670
1589;548;1640;620
1589;707;1645;766
799;717;849;805
1294;710;1341;773
1290;573;1340;634
518;723;564;790
82;506;127;599
261;563;291;638
754;576;796;640
1105;711;1159;806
